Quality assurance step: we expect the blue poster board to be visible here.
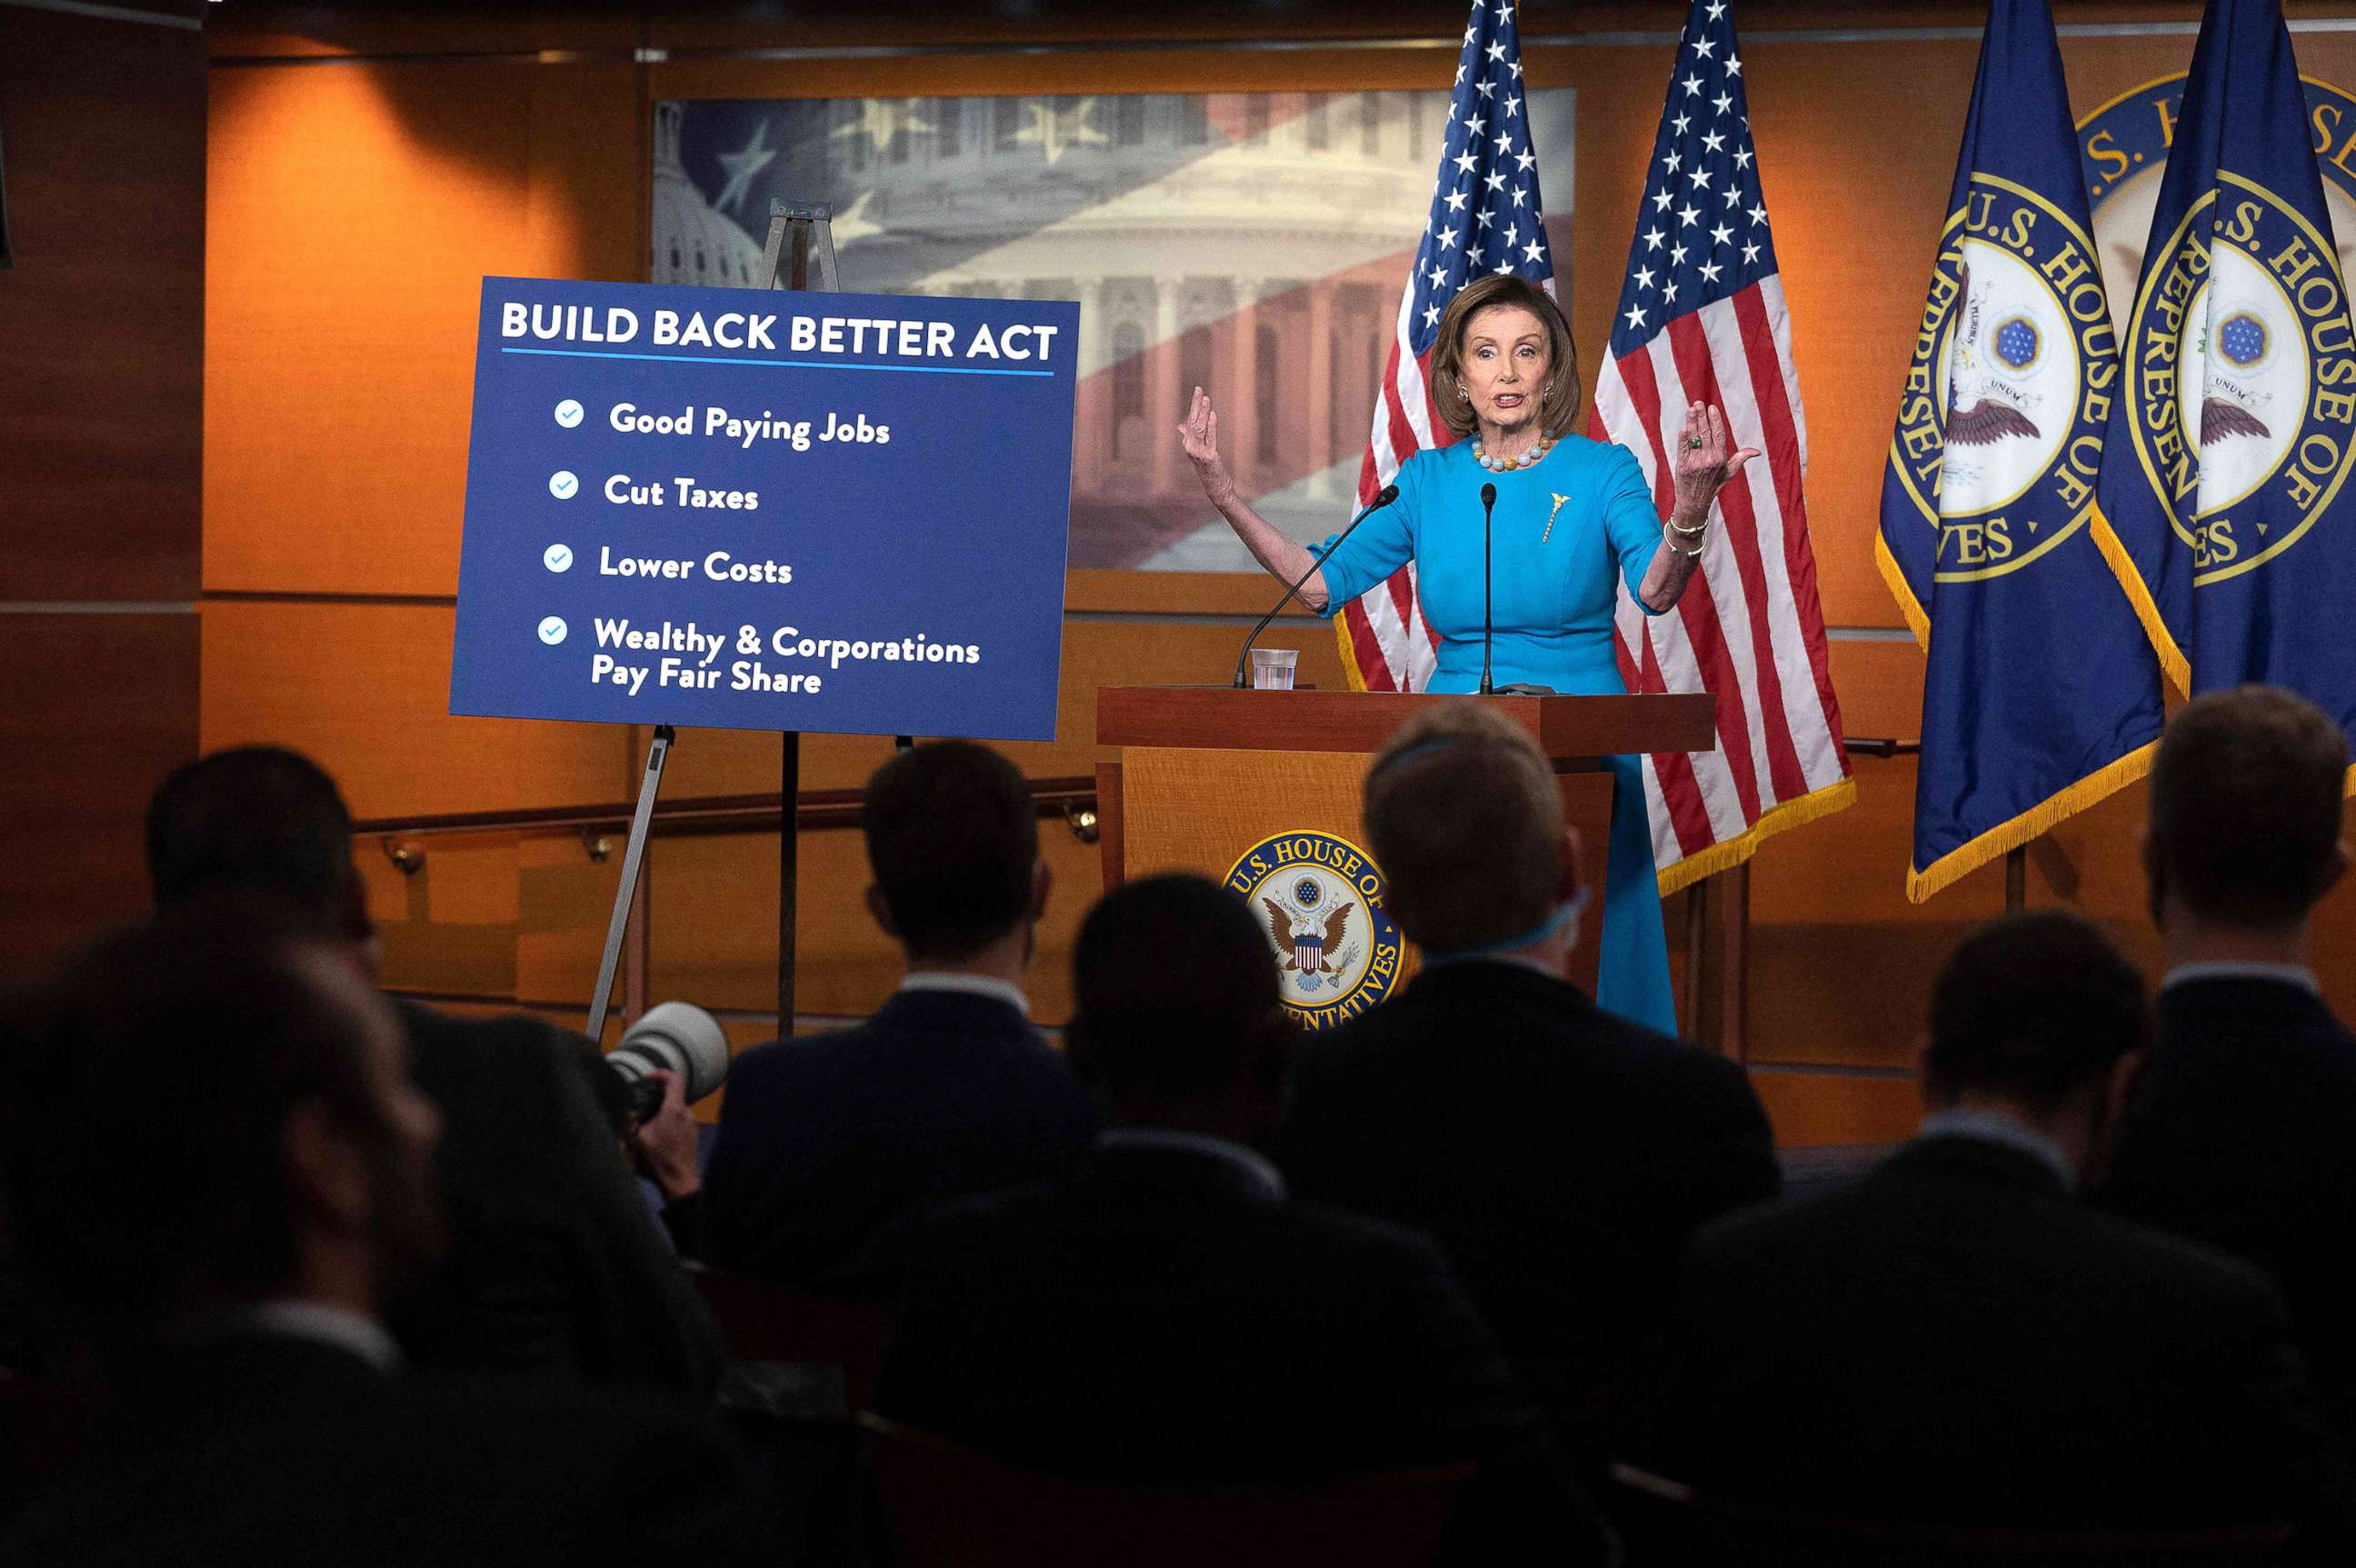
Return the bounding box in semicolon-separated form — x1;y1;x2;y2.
450;277;1078;740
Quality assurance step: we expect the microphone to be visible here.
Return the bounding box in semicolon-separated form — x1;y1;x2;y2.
1232;484;1402;689
1479;482;1497;695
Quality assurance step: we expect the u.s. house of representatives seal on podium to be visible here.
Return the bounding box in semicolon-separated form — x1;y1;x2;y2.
1224;830;1403;1031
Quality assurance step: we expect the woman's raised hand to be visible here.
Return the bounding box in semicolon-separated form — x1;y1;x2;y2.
1179;385;1237;507
1671;402;1761;516
1175;385;1320;597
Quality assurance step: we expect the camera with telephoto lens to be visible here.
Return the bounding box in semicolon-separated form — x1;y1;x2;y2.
605;1001;731;1124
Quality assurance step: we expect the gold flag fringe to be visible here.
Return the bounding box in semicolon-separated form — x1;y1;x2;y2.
2089;510;2191;696
1905;741;2157;903
1656;775;1859;898
1334;611;1373;693
1872;531;1931;653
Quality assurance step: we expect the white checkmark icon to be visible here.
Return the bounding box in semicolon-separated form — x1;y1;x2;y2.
538;617;568;644
554;400;584;427
544;544;574;573
549;471;578;498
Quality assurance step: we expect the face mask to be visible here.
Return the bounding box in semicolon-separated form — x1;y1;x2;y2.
1424;886;1591;965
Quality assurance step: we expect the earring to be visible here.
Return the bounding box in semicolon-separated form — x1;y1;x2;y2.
1459;386;1471;401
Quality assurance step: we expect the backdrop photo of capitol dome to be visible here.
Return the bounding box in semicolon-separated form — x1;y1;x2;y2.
654;90;1573;572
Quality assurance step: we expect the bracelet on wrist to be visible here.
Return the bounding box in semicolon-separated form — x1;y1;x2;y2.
1662;526;1706;559
1666;513;1709;536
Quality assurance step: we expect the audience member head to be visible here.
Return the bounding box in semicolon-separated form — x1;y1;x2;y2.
1363;701;1582;966
2146;685;2349;944
1065;875;1293;1142
1923;911;2149;1177
145;746;372;948
863;741;1048;970
0;898;442;1347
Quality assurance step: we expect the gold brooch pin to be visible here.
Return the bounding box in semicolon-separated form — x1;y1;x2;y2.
1543;493;1570;544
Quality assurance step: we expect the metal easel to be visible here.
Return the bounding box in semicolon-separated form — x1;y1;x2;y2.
585;198;843;1044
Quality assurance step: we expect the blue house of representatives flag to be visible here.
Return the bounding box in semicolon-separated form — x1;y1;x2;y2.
1877;0;2163;901
2095;0;2356;747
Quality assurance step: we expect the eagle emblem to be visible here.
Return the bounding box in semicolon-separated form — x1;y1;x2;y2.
1223;829;1402;1024
1945;260;2042;448
2200;395;2271;444
2199;312;2273;446
1264;896;1354;976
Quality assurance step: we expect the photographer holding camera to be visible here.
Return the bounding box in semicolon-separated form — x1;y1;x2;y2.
597;1004;734;1250
634;1073;707;1253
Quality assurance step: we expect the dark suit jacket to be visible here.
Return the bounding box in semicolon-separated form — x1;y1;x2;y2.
1656;1134;2351;1536
697;989;1098;1286
2103;975;2356;1429
1276;961;1778;1444
0;1329;755;1566
875;1139;1611;1563
394;1001;720;1391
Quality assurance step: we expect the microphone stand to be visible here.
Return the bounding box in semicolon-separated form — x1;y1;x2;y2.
1478;482;1497;694
1232;484;1401;688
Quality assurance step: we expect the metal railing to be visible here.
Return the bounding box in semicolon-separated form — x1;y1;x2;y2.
354;777;1101;1032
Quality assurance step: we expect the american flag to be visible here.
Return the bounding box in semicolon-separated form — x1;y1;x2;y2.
1334;0;1552;693
1587;0;1852;894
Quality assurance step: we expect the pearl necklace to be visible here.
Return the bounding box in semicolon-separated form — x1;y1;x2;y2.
1472;436;1552;473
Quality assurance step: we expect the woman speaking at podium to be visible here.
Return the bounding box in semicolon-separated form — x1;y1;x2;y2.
1178;274;1753;1034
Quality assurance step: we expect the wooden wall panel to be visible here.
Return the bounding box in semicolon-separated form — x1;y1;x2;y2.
1744;752;1998;1069
0;614;199;983
1749;1066;1923;1149
0;9;204;604
1;7;204;982
514;828;628;1006
210;11;639;58
641;823;1101;1024
200;599;635;818
369;834;526;1001
220;2;2286;63
205;58;643;597
1737;677;2356;1071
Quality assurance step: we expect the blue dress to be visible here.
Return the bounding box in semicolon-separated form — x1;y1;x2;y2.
1317;434;1678;1034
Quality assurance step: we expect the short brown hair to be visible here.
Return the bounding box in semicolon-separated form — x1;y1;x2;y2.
1926;911;2148;1113
1428;275;1582;440
1067;874;1290;1109
2150;685;2349;928
864;740;1038;962
1362;701;1562;952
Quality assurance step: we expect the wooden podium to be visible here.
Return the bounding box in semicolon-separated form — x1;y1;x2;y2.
1094;687;1716;1005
